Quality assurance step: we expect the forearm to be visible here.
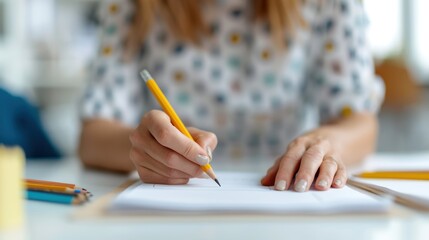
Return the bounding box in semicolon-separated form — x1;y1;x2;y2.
78;119;135;172
313;112;378;166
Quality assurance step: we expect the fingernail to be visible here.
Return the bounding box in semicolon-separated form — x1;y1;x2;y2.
294;179;308;192
197;172;210;179
317;180;328;188
275;180;287;191
196;154;210;165
206;146;212;162
334;179;342;186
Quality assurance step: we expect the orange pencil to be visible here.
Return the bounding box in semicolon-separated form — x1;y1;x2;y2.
25;182;81;194
26;179;74;188
25;179;90;193
356;171;429;180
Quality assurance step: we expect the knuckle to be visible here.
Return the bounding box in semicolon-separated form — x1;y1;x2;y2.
138;168;150;182
315;138;330;148
141;113;148;123
339;167;347;177
288;137;306;149
310;145;324;155
183;141;195;158
142;111;154;123
295;171;312;181
164;151;178;167
281;154;297;163
166;167;178;178
337;160;345;169
323;157;338;167
288;140;299;148
129;131;143;146
305;147;324;160
157;128;172;145
129;148;140;162
144;110;160;121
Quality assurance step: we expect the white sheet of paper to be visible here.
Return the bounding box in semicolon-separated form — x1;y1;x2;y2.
109;172;388;214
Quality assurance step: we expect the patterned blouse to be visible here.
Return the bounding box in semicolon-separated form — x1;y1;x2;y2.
81;0;385;160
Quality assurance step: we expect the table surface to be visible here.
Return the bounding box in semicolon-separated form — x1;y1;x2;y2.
8;155;429;240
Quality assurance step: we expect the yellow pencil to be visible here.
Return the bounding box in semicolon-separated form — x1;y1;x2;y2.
356;171;429;181
140;70;221;187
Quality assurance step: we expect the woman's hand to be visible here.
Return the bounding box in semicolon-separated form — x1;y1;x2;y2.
129;110;217;185
261;129;347;192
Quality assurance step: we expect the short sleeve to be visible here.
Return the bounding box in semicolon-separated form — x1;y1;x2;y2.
80;0;145;127
304;0;385;123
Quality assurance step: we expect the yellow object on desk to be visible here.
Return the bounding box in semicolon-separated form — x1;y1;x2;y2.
356;171;429;180
140;70;220;186
0;146;25;230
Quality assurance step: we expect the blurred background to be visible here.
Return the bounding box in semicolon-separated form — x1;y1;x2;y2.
0;0;428;157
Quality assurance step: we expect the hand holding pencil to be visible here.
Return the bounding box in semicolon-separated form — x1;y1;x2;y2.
128;70;220;186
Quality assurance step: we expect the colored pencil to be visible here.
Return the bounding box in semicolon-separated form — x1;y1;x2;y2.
25;179;90;194
26;190;87;205
356;171;429;181
26;183;81;194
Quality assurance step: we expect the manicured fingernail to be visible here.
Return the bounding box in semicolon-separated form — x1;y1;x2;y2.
335;179;342;186
196;154;210;165
275;180;287;191
197;172;210;179
294;179;308;192
206;146;212;162
317;180;328;188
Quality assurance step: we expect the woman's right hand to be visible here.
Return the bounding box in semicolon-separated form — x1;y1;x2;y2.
129;110;217;184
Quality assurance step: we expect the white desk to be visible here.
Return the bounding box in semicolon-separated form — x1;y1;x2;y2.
17;155;429;240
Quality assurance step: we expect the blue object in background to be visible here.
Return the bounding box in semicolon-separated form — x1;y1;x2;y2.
0;87;61;159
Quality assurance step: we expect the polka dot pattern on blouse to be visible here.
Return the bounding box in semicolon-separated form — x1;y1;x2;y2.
81;0;385;160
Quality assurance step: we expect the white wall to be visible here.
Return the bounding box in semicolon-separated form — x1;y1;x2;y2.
0;0;98;156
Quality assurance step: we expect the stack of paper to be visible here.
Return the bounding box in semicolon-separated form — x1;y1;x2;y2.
109;172;389;214
350;152;429;211
348;178;429;211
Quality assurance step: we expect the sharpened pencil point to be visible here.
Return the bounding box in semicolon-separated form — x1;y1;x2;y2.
214;179;221;187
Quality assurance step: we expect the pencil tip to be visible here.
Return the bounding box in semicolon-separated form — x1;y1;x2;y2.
214;179;221;187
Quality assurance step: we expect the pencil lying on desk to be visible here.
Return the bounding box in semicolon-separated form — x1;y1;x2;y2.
26;182;82;194
355;171;429;180
26;190;87;205
25;179;91;195
140;69;221;187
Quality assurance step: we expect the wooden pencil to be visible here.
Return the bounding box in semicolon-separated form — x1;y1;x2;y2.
356;171;429;181
26;183;81;194
26;190;88;205
25;179;90;194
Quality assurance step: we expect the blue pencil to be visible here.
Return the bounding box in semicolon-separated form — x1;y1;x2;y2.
26;190;86;205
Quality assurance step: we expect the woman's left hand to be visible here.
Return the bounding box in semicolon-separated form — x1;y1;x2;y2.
261;130;347;192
